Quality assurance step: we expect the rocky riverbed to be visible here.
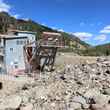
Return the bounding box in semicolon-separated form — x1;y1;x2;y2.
0;56;110;110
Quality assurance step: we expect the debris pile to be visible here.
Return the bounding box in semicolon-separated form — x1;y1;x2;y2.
0;57;110;110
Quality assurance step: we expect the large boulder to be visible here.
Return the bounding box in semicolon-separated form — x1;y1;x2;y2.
20;103;33;110
90;104;110;110
84;88;110;104
0;95;21;110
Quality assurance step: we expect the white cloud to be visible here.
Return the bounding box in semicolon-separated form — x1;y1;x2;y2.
51;27;57;30
58;29;64;32
22;18;30;21
94;34;107;42
0;0;21;19
73;32;93;41
0;0;11;12
13;14;20;19
50;27;64;32
100;25;110;34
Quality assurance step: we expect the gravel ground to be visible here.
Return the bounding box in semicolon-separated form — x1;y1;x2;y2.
0;55;110;110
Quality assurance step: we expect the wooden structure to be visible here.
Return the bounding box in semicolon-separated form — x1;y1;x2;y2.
24;32;64;72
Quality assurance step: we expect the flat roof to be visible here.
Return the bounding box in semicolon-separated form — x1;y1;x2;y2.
0;34;27;39
8;29;37;34
42;32;61;36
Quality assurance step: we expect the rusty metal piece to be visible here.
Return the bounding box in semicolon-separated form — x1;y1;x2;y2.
23;32;65;73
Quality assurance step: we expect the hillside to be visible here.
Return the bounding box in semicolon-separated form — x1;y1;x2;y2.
0;12;110;55
0;12;90;51
1;12;110;56
15;19;90;50
95;43;110;55
81;43;110;56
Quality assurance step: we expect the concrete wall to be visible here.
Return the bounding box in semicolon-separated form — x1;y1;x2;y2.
0;31;36;74
5;37;27;73
18;32;36;43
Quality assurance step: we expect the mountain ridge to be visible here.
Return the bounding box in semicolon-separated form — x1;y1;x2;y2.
0;12;110;55
0;12;90;50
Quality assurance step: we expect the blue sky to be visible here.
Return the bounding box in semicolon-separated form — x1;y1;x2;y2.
1;0;110;45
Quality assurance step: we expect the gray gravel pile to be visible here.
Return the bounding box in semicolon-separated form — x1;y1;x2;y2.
0;57;110;110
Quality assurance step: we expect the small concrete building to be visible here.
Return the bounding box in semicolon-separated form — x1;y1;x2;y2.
0;30;36;74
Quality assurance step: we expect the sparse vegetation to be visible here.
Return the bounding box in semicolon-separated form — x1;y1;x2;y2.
0;12;110;56
81;43;110;56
